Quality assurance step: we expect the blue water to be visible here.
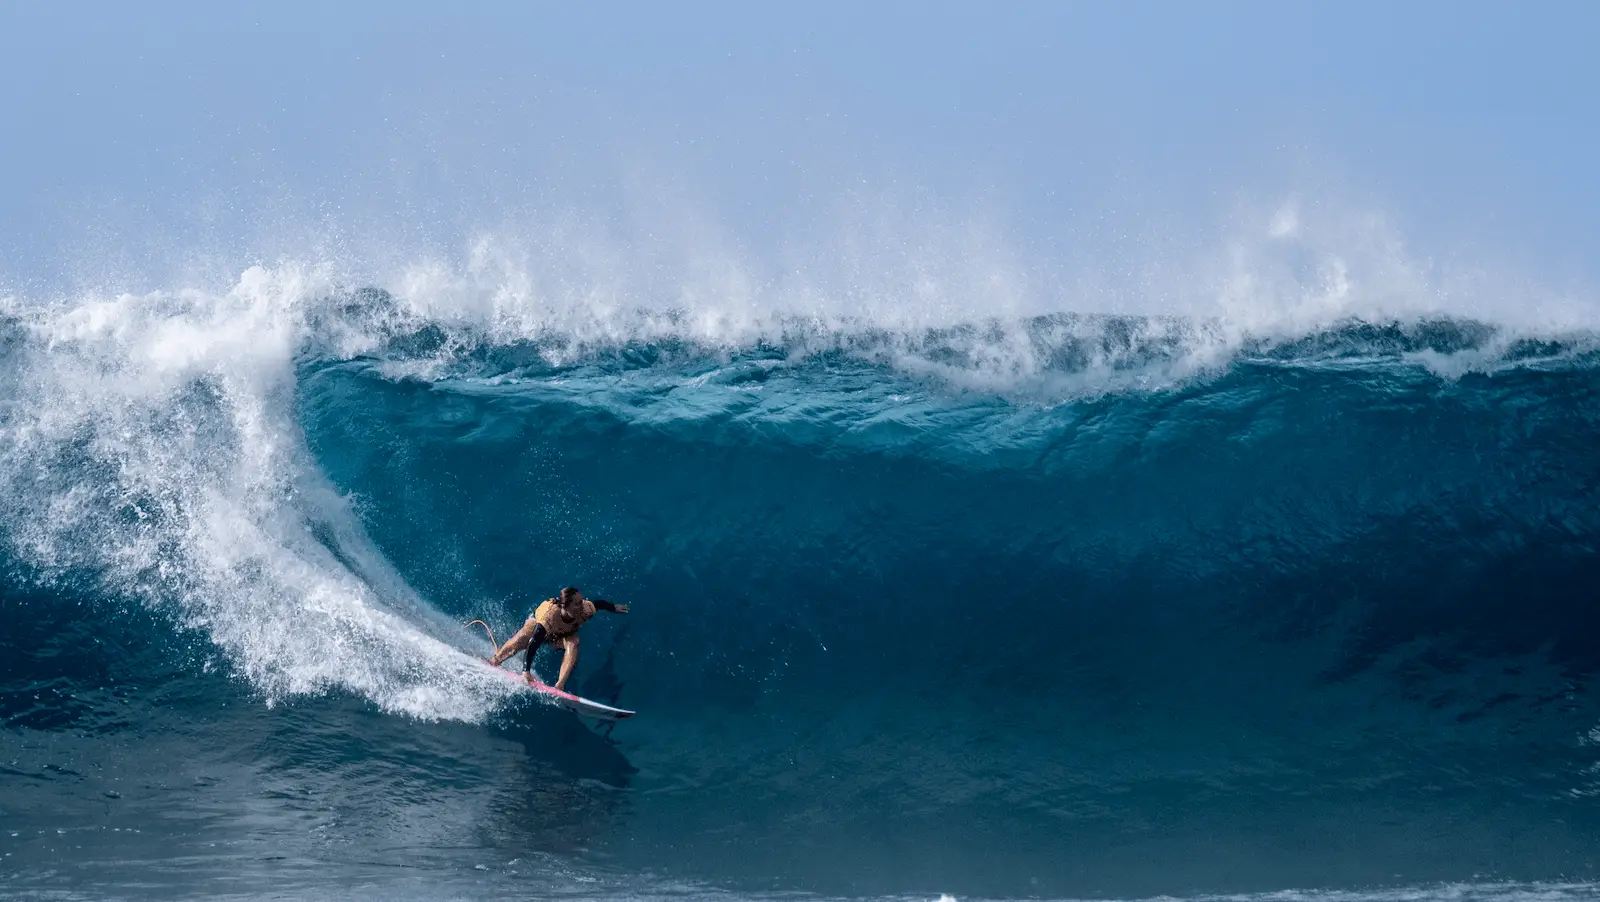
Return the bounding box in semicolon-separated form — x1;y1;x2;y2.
2;276;1600;900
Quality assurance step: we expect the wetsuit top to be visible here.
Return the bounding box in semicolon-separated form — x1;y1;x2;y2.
523;599;620;672
535;598;597;639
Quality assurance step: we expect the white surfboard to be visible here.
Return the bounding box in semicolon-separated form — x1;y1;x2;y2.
484;662;635;720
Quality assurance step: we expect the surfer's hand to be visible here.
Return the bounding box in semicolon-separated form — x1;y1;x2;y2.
614;603;630;614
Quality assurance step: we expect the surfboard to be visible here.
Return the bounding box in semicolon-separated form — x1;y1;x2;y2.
483;662;635;720
527;679;635;720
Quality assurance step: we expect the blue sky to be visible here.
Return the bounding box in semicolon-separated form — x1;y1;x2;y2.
1;1;1596;294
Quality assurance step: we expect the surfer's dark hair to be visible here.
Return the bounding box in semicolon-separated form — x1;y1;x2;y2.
560;586;582;603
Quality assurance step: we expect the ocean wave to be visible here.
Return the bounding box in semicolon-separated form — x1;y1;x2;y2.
3;257;1600;894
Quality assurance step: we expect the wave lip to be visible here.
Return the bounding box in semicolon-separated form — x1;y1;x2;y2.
314;285;1600;400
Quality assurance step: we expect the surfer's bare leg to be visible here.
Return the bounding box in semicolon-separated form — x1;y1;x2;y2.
555;634;580;690
521;625;551;683
488;617;538;666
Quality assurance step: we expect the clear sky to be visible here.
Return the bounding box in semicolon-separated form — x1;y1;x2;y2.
1;1;1596;300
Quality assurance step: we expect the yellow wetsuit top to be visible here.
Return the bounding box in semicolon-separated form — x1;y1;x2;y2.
533;598;596;639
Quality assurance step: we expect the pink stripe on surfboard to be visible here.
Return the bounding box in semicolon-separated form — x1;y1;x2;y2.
482;660;635;718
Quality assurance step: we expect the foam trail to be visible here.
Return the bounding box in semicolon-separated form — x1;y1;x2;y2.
0;266;512;719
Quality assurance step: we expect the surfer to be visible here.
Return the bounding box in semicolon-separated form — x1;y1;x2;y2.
486;587;629;690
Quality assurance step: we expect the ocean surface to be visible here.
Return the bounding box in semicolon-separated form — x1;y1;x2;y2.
2;268;1600;900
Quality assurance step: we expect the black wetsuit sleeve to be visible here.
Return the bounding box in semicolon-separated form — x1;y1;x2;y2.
523;623;548;673
591;599;619;612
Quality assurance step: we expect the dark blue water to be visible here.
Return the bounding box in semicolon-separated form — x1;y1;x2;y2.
3;284;1600;900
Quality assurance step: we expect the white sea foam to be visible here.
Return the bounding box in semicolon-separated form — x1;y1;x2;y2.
0;265;516;720
340;195;1597;393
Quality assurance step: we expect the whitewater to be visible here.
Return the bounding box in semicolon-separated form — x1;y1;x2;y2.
3;212;1600;900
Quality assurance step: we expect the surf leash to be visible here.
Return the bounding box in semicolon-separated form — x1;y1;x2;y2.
467;619;498;650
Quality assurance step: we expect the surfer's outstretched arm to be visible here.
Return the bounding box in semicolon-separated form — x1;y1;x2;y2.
591;599;629;614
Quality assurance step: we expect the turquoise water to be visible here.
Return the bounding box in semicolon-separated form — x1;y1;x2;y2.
3;278;1599;899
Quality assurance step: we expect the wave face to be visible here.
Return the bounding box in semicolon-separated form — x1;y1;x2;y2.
4;270;1600;900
